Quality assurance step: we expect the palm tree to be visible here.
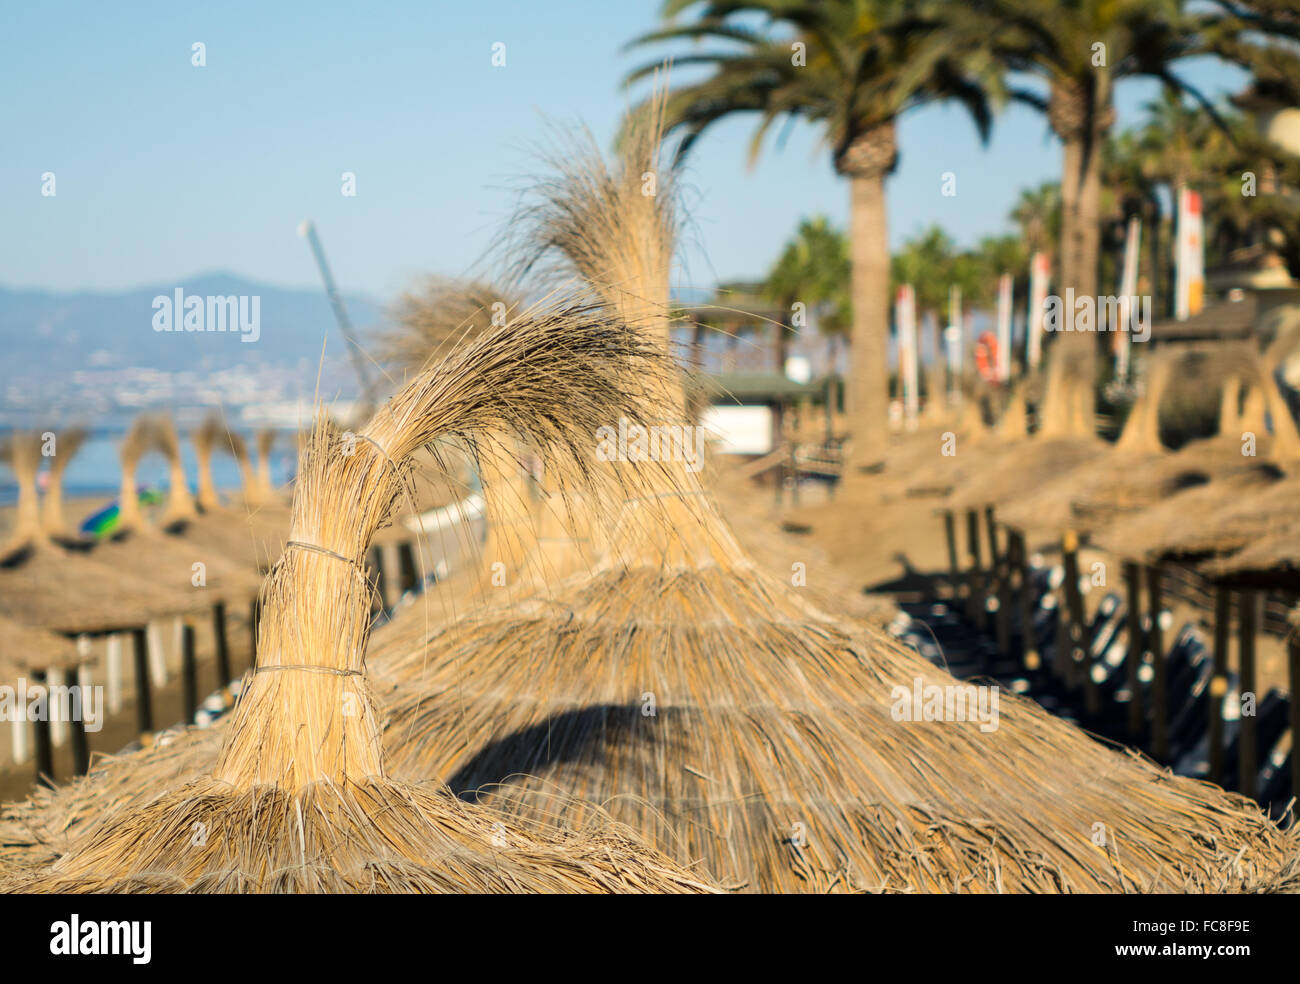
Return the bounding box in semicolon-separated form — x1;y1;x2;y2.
763;215;850;373
1010;182;1061;264
1100;127;1161;305
626;0;1000;470
974;0;1228;426
891;226;956;409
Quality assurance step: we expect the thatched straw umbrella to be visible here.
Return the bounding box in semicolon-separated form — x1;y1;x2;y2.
1202;524;1300;589
1093;470;1300;567
375;480;1300;892
0;613;82;682
0;431;212;789
377;276;524;370
506;89;677;364
374;275;602;610
370;96;1299;892
940;343;1193;527
111;414;198;531
0;723;219;873
193;415;238;513
0;614;87;752
86;416;263;623
0;432;44;554
38;427;90;546
0;432;204;634
168;416;289;574
253;429;279;503
11;487;1298;889
887;351;1095;503
3;294;714;894
1066;345;1300;526
993;346;1292;549
0;613;98;809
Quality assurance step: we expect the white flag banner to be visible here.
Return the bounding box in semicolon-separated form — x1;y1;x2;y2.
1027;252;1050;372
896;284;918;428
996;273;1013;382
1116;216;1141;379
1175;186;1204;321
945;283;963;404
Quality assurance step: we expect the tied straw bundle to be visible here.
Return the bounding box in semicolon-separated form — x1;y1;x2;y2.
371;80;1300;893
179;415;290;574
5;292;714;894
39;426;90;545
377;276;566;603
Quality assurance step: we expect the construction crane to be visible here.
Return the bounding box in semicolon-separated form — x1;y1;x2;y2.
298;220;377;413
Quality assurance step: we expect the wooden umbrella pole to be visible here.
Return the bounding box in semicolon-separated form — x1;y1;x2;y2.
1147;564;1168;763
1289;625;1300;811
1003;528;1020;653
985;507;1011;658
965;509;985;627
398;540;419;594
64;665;90;776
943;510;963;600
211;601;231;690
32;668;53;787
181;622;198;724
1015;530;1040;672
1125;561;1145;739
1237;589;1258;800
130;626;152;740
1061;530;1087;691
1209;584;1230;786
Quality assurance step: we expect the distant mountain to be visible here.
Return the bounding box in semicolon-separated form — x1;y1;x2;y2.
0;273;384;417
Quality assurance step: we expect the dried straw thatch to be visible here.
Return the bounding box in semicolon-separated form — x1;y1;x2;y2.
1092;470;1294;569
370;275;596;616
0;433;205;634
1203;520;1300;587
39;427;90;544
505;72;678;361
172;417;290;574
0;614;82;674
377;277;525;372
1093;472;1300;564
10;482;1296;890
1;431;45;553
192;415;255;512
1036;345;1095;439
0;724;223;874
116;414;197;530
997;348;1292;545
1070;348;1296;519
376;480;1298;892
345;94;1274;892
890;358;1093;503
4;293;714;894
254;429;279;503
83;419;263;605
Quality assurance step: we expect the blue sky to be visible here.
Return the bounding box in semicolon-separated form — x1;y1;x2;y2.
1;0;1247;300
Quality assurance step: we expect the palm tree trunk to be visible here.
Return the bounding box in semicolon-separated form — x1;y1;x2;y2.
1076;132;1103;303
846;169;891;469
835;121;897;472
1059;135;1082;294
1050;78;1110;436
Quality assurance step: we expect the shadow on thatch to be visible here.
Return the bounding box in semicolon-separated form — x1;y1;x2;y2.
447;703;690;800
